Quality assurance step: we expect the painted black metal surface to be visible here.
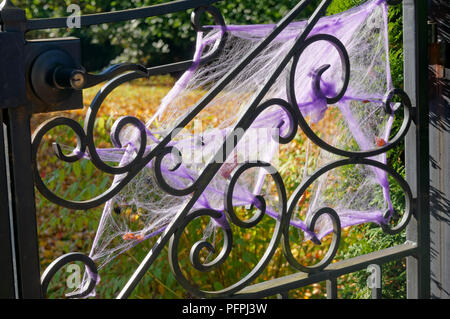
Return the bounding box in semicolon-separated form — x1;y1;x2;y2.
25;0;222;31
0;0;429;299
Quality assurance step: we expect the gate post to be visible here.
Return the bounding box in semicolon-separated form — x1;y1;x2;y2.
428;0;450;299
0;0;42;298
0;111;16;298
404;0;430;299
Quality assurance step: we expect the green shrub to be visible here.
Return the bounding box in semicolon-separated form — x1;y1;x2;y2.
328;0;407;299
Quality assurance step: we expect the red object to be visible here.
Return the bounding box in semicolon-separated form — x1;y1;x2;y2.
375;137;386;147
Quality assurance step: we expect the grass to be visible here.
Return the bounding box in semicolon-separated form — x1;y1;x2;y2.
33;76;406;299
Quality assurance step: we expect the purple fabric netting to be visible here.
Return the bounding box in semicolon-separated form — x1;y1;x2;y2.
75;0;398;279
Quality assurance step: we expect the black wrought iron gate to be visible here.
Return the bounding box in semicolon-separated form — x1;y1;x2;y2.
0;0;431;299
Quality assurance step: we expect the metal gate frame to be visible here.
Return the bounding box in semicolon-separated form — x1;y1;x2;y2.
0;0;430;299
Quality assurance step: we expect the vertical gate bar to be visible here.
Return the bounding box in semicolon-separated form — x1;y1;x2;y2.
371;287;382;299
0;111;17;298
326;278;337;299
415;0;431;298
276;291;290;299
1;0;42;299
371;267;382;299
403;0;418;298
404;0;430;299
371;286;382;299
4;107;42;298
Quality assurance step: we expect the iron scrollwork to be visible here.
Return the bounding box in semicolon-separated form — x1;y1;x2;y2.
41;252;98;298
169;161;286;298
31;0;413;299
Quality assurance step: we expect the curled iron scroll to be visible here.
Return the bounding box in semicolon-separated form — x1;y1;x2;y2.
41;252;98;298
168;161;287;298
32;71;152;210
282;157;413;272
191;5;228;64
287;33;412;158
169;209;233;274
282;207;341;273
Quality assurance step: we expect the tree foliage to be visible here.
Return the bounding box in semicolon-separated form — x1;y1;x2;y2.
19;0;320;70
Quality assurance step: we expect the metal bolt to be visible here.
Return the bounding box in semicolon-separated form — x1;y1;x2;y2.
70;71;85;89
